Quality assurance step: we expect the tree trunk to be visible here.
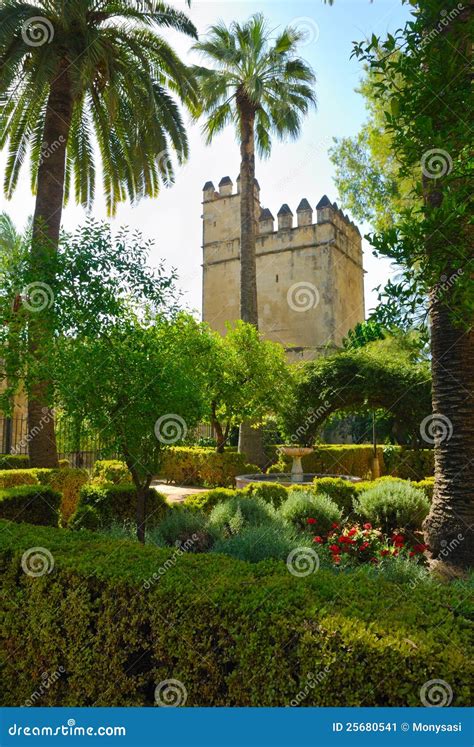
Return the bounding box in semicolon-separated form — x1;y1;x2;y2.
211;402;226;453
423;293;474;573
27;59;73;468
136;486;147;544
236;94;266;466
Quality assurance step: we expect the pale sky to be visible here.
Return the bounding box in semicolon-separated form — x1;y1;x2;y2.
0;0;411;318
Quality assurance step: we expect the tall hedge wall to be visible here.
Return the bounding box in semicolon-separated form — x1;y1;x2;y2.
1;521;471;707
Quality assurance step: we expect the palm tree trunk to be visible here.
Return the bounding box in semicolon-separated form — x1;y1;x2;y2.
423;292;474;573
237;98;266;467
28;60;73;468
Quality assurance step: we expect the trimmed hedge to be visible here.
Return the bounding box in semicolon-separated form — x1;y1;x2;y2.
70;482;169;530
92;460;132;485
159;447;260;487
0;469;39;489
0;468;89;525
0;454;29;470
271;445;434;481
0;521;471;706
0;486;60;526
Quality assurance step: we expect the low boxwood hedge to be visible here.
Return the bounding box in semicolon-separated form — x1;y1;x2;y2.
0;469;39;489
159;447;260;487
0;454;29;470
0;486;60;526
69;482;169;530
0;520;471;706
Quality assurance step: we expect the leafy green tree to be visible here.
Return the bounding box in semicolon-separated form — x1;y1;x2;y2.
351;0;473;572
55;312;208;542
193;14;316;463
0;0;199;466
203;322;293;453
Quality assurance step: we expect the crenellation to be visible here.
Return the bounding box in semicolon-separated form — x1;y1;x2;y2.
202;177;365;359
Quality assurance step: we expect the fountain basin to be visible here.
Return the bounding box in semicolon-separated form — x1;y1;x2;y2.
235;473;362;489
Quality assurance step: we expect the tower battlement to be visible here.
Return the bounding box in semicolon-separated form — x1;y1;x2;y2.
202;176;365;361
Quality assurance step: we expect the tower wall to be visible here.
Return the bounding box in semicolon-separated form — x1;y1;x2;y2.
202;179;365;361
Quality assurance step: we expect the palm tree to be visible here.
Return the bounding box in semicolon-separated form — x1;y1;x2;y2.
193;14;316;463
0;0;199;466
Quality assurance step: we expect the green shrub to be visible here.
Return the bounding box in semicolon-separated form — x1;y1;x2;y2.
312;477;358;515
160;446;260;487
92;459;132;485
0;469;39;489
33;468;89;524
212;524;302;563
70;483;168;530
0;454;29;470
183;488;242;512
280;490;341;534
208;496;276;537
243;481;288;508
0;485;60;526
413;477;435;501
354;480;430;533
1;520;471;706
157;508;213;551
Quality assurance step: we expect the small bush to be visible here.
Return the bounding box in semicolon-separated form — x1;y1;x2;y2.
183;488;242;512
312;477;358;515
208;496;276;537
70;483;168;530
413;478;435;501
0;485;60;526
0;469;39;489
354;480;430;533
244;482;288;508
33;468;89;524
0;455;29;470
212;524;302;563
92;460;132;485
280;490;341;534
157;508;212;551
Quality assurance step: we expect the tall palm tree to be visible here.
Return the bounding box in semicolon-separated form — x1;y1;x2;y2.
0;0;199;467
193;14;316;463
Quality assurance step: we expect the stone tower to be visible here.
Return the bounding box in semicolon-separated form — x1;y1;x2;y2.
202;176;365;361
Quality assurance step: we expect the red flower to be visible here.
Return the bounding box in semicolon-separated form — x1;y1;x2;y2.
380;549;390;557
359;542;369;551
313;536;323;544
363;523;372;530
348;528;357;537
370;557;379;564
332;555;341;565
329;544;340;553
413;543;428;553
409;551;415;557
307;518;317;525
331;522;339;529
392;533;405;545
